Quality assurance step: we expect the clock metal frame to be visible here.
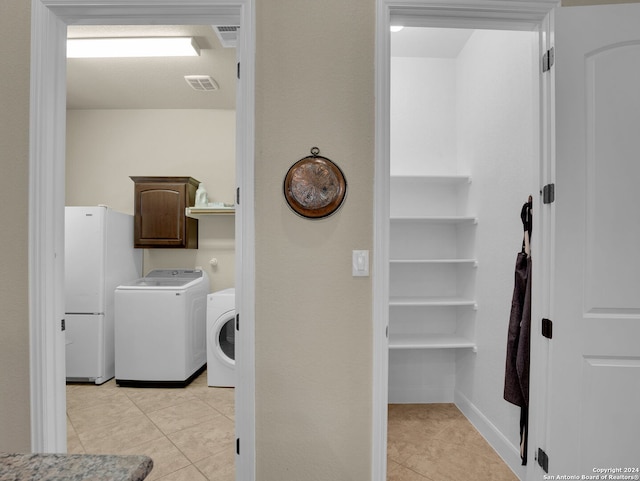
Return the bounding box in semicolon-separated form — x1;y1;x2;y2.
283;148;347;219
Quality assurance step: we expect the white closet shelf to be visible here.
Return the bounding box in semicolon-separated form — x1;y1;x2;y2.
390;216;477;224
388;333;476;350
390;174;471;184
389;296;477;308
390;259;477;266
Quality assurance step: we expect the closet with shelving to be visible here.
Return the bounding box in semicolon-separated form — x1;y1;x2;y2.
389;175;477;351
388;25;538;441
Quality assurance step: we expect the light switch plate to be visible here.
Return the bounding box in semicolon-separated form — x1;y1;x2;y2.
352;250;369;277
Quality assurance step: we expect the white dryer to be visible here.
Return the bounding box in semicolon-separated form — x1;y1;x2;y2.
207;288;236;387
114;269;209;387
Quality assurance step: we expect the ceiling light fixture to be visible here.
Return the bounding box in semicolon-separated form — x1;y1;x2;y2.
67;37;201;58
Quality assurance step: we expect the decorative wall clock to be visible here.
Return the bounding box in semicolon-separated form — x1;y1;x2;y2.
283;147;347;219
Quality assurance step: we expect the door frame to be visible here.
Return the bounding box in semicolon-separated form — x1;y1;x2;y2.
373;1;556;480
29;1;256;480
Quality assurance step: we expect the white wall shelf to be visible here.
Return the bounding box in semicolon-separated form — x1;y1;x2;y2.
390;259;477;266
388;172;477;371
185;207;235;217
389;334;476;350
390;216;477;224
390;174;471;184
389;296;477;308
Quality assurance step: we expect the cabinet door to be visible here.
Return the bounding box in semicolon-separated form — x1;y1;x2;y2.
133;181;198;248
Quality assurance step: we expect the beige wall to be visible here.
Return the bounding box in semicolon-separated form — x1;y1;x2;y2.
66;109;236;291
254;0;374;478
0;0;32;451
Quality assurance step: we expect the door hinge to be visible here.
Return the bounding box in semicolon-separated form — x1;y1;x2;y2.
542;47;554;72
537;448;549;473
542;318;553;339
542;183;555;204
236;438;240;455
237;62;240;79
236;187;240;205
236;313;239;331
61;319;66;331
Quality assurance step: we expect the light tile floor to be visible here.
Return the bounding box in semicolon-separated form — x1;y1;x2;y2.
387;404;518;481
68;372;517;481
67;370;235;481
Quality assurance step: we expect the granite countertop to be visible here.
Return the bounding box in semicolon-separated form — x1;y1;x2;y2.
0;453;153;481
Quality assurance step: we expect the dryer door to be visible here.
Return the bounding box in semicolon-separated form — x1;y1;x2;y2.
213;311;235;366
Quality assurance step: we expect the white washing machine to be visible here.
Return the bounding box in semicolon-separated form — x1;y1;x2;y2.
114;269;210;387
207;288;236;387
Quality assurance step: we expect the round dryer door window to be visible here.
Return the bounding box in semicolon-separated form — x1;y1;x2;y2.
218;316;235;362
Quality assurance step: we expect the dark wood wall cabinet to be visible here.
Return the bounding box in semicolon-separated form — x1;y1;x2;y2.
130;176;199;249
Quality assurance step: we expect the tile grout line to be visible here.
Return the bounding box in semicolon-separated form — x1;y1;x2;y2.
121;387;202;480
118;382;233;481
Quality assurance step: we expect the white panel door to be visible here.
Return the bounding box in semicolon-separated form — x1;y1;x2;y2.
549;4;640;475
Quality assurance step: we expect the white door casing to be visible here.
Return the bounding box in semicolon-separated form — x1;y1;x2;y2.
547;3;640;474
29;3;255;481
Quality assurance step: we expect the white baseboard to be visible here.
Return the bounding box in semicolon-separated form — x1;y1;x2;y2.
454;390;526;481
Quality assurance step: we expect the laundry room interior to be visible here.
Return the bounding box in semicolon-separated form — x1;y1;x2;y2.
65;26;237;287
387;25;540;477
64;24;239;480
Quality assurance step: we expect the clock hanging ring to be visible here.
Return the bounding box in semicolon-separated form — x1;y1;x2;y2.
283;147;347;219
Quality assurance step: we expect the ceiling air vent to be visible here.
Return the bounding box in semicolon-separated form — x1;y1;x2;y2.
184;75;219;92
212;25;239;48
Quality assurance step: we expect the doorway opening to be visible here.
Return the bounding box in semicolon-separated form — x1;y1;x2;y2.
64;23;238;480
374;7;553;477
29;3;255;481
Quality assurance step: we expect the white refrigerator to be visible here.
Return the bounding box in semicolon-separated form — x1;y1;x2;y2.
65;206;142;384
